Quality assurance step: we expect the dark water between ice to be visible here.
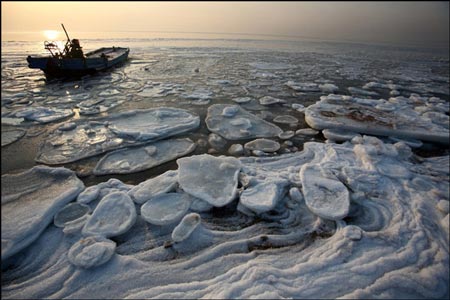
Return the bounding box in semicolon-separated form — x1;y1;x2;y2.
2;32;449;186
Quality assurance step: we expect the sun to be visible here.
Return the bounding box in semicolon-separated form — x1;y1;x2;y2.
43;30;59;40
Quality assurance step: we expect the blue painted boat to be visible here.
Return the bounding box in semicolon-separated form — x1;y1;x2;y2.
27;24;129;77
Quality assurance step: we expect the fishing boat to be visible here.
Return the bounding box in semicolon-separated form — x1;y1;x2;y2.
27;24;129;77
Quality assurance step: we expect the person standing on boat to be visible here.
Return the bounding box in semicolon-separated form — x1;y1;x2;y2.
66;39;84;58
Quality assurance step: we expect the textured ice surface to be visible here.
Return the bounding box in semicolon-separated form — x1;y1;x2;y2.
128;170;178;204
1;129;26;146
172;213;201;242
273;115;299;124
53;202;90;228
140;193;191;226
244;138;280;152
305;94;449;144
77;178;132;204
1;166;84;260
36;108;200;164
239;180;289;214
93;138;196;175
178;154;241;207
82;191;137;238
300;164;350;220
2;39;450;299
8;106;74;123
206;104;283;140
68;236;116;269
348;87;379;96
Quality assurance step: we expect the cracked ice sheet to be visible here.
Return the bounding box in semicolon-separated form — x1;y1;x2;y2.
305;94;449;144
35;108;200;164
1;166;84;260
93;138;196;175
2;137;449;299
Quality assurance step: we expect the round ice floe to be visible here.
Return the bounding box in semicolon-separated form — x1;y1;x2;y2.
322;129;361;142
239;180;288;214
292;103;305;112
259;96;286;106
177;154;241;207
228;144;244;156
222;105;239;117
273;115;299;125
172;213;201;242
295;128;319;136
244;139;280;153
68;236;116;269
300;164;350;220
54;202;90;228
82;191;136;238
278;131;295;140
128;170;178;204
232;97;252;104
140;193;191;225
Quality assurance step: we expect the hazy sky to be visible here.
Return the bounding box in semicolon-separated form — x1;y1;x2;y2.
2;1;449;47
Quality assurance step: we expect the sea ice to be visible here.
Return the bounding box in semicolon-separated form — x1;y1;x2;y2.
285;81;320;92
208;133;227;150
1;128;26;146
278;131;295;140
273;115;299;125
232;97;253;104
171;213;201;242
93;138;196;175
347;87;379;96
259;96;287;106
239;180;289;214
319;83;339;93
300;164;350;220
82;191;137;238
1;166;84;260
36;108;200;164
140;193;191;226
128;170;178;204
295;128;319;136
322;129;361;142
68;236;116;269
244;139;280;153
53;202;90;228
305;94;449;144
206;104;283;140
177;154;241;207
228;144;244;156
9;106;74;124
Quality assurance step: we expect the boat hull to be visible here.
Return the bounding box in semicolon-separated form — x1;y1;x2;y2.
27;47;129;77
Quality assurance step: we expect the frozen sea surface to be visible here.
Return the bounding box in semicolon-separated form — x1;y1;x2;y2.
1;35;449;299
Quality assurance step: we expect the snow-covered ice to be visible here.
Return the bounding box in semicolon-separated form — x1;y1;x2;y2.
177;154;241;207
171;213;202;242
244;138;280;152
1;166;84;260
239;180;289;214
93;138;196;175
140;192;191;226
128;170;178;204
36;107;200;164
305;94;449;144
82;191;137;238
68;236;116;269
